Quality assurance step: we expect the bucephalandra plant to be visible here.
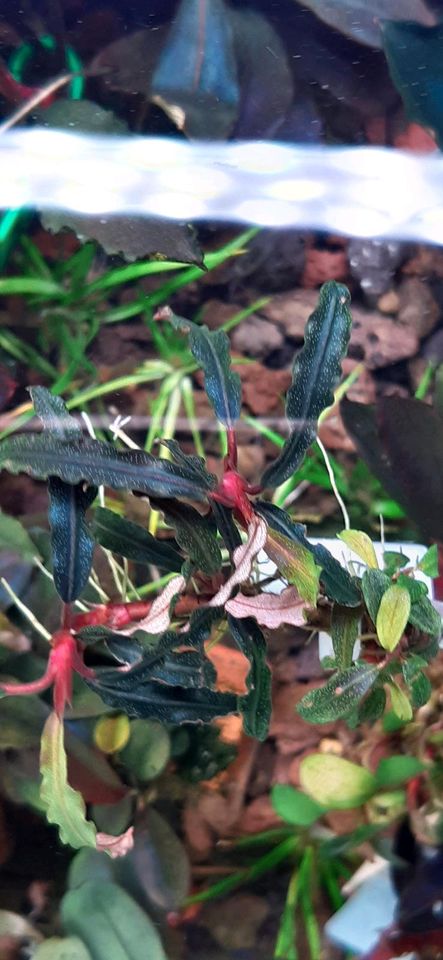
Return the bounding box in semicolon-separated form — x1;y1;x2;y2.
0;279;440;857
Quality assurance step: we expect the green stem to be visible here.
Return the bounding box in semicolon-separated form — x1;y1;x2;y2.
185;835;297;906
299;848;321;960
274;867;299;959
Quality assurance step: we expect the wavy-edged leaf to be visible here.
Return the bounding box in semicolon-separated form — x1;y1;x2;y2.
330;605;360;670
170;313;241;428
261;281;352;487
300;753;376;810
87;674;237;724
408;594;442;638
376;585;410;652
209;515;267;607
226;585;307;628
338;529;378;569
152;498;222;575
48;478;96;603
30;386;81;440
255;501;360;606
297;662;379;724
0;434;211;501
127;575;185;635
93;507;182;571
228;614;271;740
265;528;320;606
40;711;98;850
211;501;242;553
159;439;217;488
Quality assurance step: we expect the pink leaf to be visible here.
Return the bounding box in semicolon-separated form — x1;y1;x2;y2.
128;575;185;635
225;585;309;628
96;826;134;859
209;516;267;607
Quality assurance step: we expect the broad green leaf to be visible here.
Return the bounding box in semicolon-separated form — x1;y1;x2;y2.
40;711;97;850
330;605;360;670
61;880;167;960
402;656;432;708
389;682;413;722
255;500;360;606
0;510;37;562
296;0;436;48
30;386;82;440
119;720;170;782
153;498;222;575
357;686;386;724
93;507;182;572
375;755;425;790
297;663;379;724
115;807;190;913
271;784;323;826
228;614;271;740
170;313;241;427
361;569;391;624
376;585;410;652
396;574;427;604
383;551;409;577
151;0;239;139
300;754;376;809
261;281;352;487
418;544;439;578
265;528;320;606
408;594;442;638
338;530;378;569
48;478;97;603
33;937;92;960
0;434;211;501
382;20;443;149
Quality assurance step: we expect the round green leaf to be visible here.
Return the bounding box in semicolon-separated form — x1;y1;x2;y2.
34;937;92;960
300;753;376;809
375;755;425;789
271;784;323;826
376;584;410;652
119;720;170;782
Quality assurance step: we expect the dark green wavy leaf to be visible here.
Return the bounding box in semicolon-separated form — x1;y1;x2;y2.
170;314;241;428
262;281;352;487
49;478;97;603
228;614;271;740
93;507;182;572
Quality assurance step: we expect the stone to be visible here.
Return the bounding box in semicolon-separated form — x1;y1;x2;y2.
232;314;284;358
200;299;244;331
348;238;404;302
397;277;440;339
349;305;419;368
261;288;319;340
236;443;266;482
301;245;348;288
201;895;269;951
236;362;291;416
377;290;400;314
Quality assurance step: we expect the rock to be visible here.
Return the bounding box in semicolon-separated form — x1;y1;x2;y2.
200;895;269;950
237;795;282;834
261;288;319;340
301;243;348;288
200;299;244;331
237;362;291;416
397;277;440;338
232;315;283;358
393;122;437;153
319;358;376;452
377;290;400;314
228;229;305;292
348;238;404;302
408;357;429;393
423;327;443;362
403;246;443;279
349;305;419;368
182;803;214;861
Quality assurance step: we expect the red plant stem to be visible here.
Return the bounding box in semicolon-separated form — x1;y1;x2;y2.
71;594;209;632
225;428;238;470
0;630;96;716
0;60;55;107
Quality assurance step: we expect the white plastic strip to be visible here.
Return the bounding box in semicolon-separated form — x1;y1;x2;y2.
1;129;443;242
